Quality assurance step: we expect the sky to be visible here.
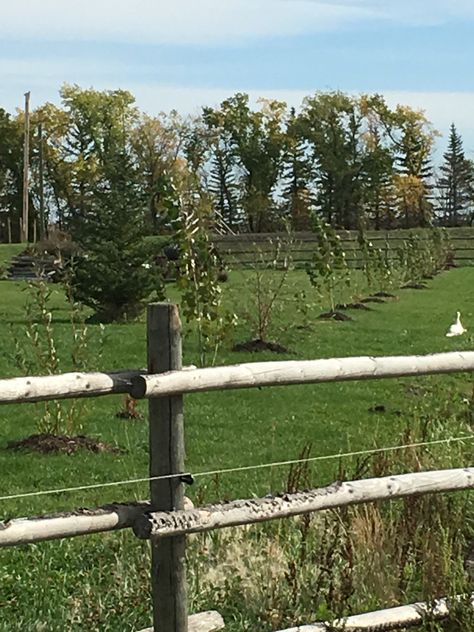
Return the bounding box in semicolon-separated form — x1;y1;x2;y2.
1;0;474;159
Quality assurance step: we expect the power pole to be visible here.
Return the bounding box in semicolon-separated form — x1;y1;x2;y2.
38;122;45;240
21;91;31;243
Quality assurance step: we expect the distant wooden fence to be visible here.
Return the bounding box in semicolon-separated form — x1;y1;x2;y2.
213;226;474;267
1;303;474;631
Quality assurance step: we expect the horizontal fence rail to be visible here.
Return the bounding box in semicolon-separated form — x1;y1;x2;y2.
0;496;195;547
0;501;150;547
276;594;474;631
131;351;474;399
0;369;142;405
0;365;197;405
213;227;474;266
133;468;474;539
3;351;474;406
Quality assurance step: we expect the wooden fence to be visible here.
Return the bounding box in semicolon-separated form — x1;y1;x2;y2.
213;226;474;267
1;303;474;631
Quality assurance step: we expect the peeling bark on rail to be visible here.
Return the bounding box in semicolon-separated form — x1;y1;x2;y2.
276;593;474;630
0;501;150;546
0;496;195;547
130;351;474;399
134;468;474;539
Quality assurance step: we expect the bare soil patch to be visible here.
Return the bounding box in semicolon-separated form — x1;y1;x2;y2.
401;283;428;290
372;291;397;299
232;339;290;353
335;302;372;311
318;311;353;321
7;433;123;455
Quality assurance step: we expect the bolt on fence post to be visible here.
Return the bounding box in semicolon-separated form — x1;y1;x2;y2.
147;303;188;632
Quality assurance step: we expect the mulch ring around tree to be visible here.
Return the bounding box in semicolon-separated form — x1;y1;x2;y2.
401;282;428;290
360;297;387;304
371;291;398;299
318;311;353;321
7;433;124;455
232;339;290;353
335;302;372;311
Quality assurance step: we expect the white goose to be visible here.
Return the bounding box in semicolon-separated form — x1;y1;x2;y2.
446;311;466;337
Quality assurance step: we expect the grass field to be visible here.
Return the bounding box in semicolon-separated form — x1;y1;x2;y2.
0;245;473;630
0;244;23;270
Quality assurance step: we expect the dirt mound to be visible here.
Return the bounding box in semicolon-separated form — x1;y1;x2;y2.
401;283;428;290
318;311;353;321
361;297;386;304
335;302;372;311
233;339;289;353
7;433;123;455
372;291;397;298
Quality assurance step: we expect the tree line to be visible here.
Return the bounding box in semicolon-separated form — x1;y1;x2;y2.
0;85;473;244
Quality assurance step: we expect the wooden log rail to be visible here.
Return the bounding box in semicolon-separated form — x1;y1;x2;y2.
0;365;197;405
0;369;142;405
131;351;474;400
0;501;150;547
276;594;474;631
134;468;474;539
0;496;195;548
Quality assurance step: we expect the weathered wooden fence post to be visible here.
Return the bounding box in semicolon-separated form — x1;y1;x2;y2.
147;303;188;632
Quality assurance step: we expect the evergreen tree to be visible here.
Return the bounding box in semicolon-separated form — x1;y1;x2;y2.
438;123;473;225
0;109;23;242
202;106;242;230
360;126;395;229
281;108;312;230
394;107;435;227
71;148;162;321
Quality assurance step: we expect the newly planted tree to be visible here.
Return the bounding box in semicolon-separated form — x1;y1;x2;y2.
306;215;351;315
234;226;296;351
175;175;236;366
11;275;105;437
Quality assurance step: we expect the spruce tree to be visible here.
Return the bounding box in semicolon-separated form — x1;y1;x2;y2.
281;108;312;230
70;148;162;322
438;123;473;225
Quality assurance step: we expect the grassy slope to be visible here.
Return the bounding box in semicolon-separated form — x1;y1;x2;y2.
0;267;473;630
0;244;24;269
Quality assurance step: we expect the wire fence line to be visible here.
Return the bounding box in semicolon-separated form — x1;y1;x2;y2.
1;433;472;503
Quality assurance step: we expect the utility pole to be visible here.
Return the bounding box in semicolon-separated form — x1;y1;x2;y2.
21;91;31;243
38;122;45;240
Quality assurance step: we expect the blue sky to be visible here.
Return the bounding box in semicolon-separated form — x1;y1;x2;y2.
2;0;474;158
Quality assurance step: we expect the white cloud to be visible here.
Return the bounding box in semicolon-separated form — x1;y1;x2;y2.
309;0;474;26
2;0;473;47
0;1;376;46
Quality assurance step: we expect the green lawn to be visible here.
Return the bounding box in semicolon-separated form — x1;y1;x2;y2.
0;244;23;269
0;261;473;630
